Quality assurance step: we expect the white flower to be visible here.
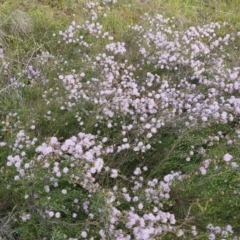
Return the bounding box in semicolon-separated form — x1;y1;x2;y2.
49;211;54;217
138;203;143;209
21;213;31;222
81;231;87;238
73;198;79;203
110;169;118;178
102;137;108;143
203;159;211;168
133;196;139;202
50;137;58;145
164;174;173;183
208;233;215;240
202;116;208;122
147;133;152;138
94;158;104;173
207;224;214;230
199;166;207;175
55;212;61;218
223;153;233;162
231;162;239;168
43;146;53;155
123;193;131;202
44;186;50;193
225;224;233;233
0;142;6;147
134;167;142;175
143;166;148;171
151;127;157;133
170;214;176;224
62;189;67;195
177;229;184;237
145;123;151;129
14;175;20;181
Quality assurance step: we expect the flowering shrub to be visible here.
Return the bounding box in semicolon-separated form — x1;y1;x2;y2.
1;0;240;239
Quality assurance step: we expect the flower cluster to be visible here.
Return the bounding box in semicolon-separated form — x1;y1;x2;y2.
206;224;235;240
87;168;182;240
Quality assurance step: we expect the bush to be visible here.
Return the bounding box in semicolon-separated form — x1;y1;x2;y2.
1;0;240;239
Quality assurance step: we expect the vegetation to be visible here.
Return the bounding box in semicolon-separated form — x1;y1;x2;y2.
1;0;240;239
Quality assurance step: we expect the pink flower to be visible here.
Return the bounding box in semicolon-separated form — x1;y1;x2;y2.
199;166;207;175
223;153;233;162
203;159;211;168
